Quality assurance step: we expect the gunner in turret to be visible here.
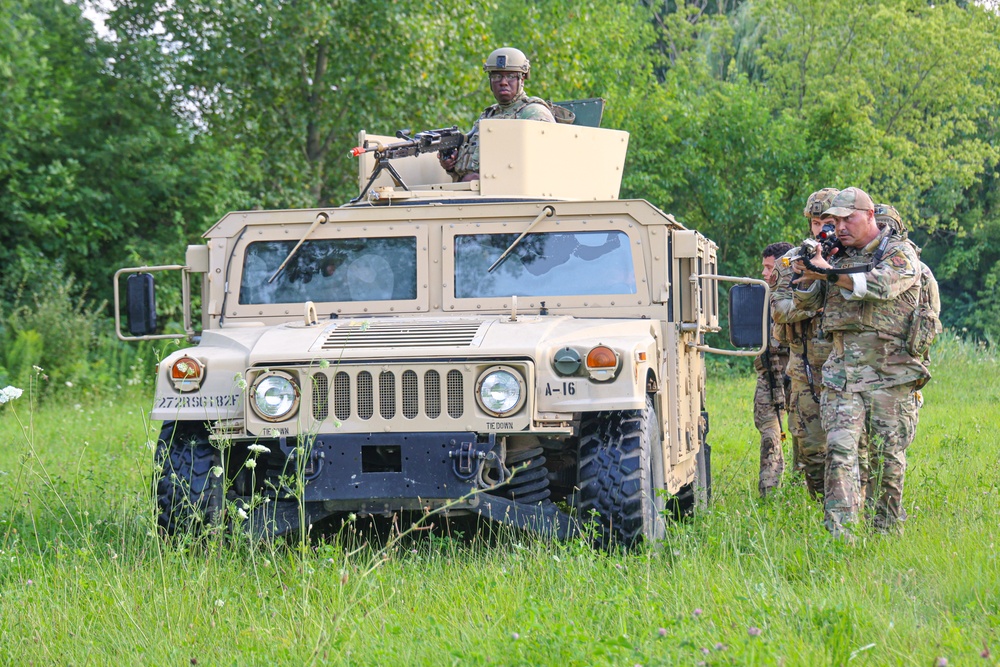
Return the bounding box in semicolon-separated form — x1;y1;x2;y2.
440;47;556;182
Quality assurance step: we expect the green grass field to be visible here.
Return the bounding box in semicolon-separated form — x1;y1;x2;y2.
1;334;997;665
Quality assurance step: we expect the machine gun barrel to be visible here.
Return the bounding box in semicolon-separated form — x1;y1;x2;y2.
349;126;465;160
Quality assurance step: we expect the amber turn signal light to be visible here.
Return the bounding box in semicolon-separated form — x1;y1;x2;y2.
586;346;617;369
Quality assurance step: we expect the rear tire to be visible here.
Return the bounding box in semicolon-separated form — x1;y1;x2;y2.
668;411;712;518
154;420;223;536
577;396;665;549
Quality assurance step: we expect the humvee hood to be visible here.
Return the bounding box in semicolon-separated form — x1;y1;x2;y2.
243;315;655;366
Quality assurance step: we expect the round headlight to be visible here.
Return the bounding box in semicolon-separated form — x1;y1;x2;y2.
476;367;525;417
251;372;300;421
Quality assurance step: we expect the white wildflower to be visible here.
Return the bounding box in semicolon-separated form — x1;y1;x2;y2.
210;466;224;478
245;459;257;470
65;381;73;388
318;359;330;369
0;386;23;405
247;444;270;454
236;507;249;521
215;599;224;608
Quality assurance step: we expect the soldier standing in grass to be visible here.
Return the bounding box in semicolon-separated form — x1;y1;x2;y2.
440;47;556;182
754;241;795;498
861;202;940;516
793;187;928;539
771;188;839;500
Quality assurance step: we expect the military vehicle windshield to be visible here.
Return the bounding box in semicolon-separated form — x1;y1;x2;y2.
454;231;635;298
239;237;418;304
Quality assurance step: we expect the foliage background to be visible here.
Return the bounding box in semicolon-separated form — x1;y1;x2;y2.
1;0;999;389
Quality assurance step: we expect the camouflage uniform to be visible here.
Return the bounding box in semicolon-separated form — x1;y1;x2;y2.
796;224;928;535
857;206;939;515
450;92;555;180
772;252;831;499
753;340;790;497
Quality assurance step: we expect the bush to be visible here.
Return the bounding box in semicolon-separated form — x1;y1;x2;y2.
0;255;152;395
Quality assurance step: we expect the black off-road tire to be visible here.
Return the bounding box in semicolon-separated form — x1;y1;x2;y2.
577;396;665;549
154;420;223;536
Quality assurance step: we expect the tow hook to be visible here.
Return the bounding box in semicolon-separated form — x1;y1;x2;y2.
283;440;324;481
450;440;477;476
448;434;499;482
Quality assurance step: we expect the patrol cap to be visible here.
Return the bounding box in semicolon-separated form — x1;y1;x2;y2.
803;188;840;218
484;47;531;78
824;187;875;217
874;203;905;234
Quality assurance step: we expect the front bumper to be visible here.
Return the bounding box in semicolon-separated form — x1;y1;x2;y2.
264;431;488;508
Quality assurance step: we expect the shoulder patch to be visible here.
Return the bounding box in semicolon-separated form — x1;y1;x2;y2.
890;255;908;268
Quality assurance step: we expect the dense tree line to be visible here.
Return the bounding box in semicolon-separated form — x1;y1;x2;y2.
2;0;999;384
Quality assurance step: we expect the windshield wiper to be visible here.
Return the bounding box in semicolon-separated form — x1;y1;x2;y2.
268;212;330;283
487;205;556;274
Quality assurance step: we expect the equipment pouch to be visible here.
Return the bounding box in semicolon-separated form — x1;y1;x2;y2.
551;104;576;124
905;304;942;358
771;321;792;346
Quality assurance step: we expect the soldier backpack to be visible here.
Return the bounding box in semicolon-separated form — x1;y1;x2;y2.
872;210;942;361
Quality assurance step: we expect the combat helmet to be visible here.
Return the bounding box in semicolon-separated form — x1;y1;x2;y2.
483;47;531;79
874;203;906;235
803;188;840;218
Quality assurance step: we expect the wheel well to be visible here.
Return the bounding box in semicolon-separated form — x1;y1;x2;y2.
645;368;658;393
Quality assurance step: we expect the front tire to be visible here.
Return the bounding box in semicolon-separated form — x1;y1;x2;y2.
577;396;665;549
154;420;223;536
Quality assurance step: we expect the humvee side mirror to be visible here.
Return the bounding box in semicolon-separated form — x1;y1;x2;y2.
728;283;767;348
126;272;158;336
114;264;193;341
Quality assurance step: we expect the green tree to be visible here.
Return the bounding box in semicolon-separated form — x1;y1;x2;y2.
111;0;494;208
0;0;250;304
629;0;1000;333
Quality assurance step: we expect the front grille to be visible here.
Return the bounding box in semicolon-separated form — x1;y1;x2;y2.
379;371;395;419
334;371;351;421
312;373;329;421
316;365;466;424
425;371;441;418
358;371;373;419
447;370;463;418
321;320;485;350
402;370;418;419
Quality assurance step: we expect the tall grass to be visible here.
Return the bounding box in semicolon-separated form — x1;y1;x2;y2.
0;334;997;665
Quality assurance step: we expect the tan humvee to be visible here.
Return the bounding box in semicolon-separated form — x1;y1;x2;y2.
116;117;766;547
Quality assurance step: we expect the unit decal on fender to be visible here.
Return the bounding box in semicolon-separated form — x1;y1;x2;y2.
156;394;242;409
544;382;577;396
